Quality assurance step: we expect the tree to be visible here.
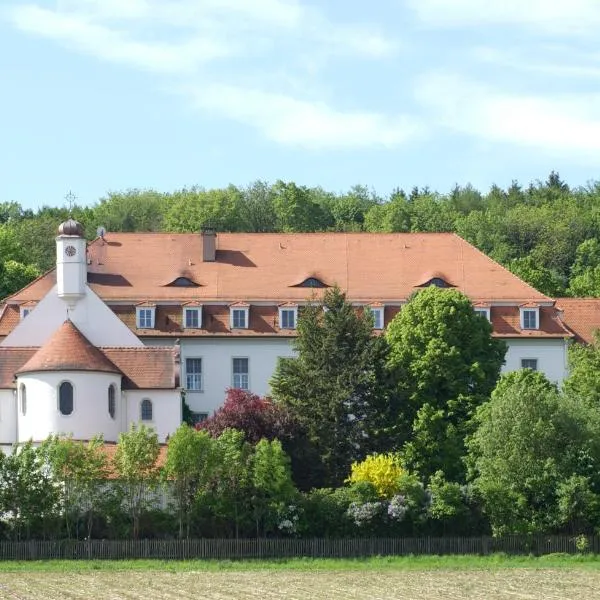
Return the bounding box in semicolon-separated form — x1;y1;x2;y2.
0;442;59;540
467;370;600;535
0;260;40;299
164;425;216;538
212;429;253;538
42;435;109;539
113;425;161;539
93;189;169;232
250;438;296;536
564;334;600;406
271;286;391;487
386;287;506;482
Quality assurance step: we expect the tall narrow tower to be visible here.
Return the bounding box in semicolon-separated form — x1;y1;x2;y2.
56;218;87;307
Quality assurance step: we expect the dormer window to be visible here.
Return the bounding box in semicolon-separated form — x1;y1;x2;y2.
183;306;202;329
230;304;249;329
367;305;384;330
166;277;200;287
136;305;155;329
20;303;36;320
279;305;298;329
474;307;491;322
520;307;539;330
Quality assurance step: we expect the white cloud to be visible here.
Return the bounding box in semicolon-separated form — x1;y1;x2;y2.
11;5;233;73
188;84;421;149
407;0;600;35
5;1;403;150
416;73;600;155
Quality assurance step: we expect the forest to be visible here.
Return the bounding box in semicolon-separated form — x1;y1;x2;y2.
1;171;600;300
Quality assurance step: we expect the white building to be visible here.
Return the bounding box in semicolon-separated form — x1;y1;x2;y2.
0;219;181;452
0;221;585;439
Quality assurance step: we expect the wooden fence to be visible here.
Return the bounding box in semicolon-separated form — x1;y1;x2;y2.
0;535;598;560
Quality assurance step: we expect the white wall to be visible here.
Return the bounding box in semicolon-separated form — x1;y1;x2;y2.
177;337;296;415
2;286;142;348
16;371;122;443
0;389;16;446
503;338;569;383
125;390;180;443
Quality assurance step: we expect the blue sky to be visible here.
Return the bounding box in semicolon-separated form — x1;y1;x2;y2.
1;0;599;211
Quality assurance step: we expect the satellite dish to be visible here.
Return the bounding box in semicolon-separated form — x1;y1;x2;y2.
97;226;106;238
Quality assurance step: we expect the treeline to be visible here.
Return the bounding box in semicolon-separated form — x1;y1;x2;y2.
3;172;600;298
3;287;600;540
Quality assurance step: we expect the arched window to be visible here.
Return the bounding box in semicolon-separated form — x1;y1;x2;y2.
20;383;26;416
59;381;74;416
140;398;153;421
108;384;116;420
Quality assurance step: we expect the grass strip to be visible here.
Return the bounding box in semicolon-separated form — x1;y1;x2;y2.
1;554;600;573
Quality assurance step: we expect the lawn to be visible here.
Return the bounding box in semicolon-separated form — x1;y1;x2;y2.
0;556;599;599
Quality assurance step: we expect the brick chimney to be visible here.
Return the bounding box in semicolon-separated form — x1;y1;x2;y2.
201;227;216;262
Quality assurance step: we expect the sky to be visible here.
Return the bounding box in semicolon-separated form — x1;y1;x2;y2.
1;0;599;211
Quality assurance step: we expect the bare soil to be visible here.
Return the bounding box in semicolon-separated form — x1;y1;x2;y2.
0;569;598;600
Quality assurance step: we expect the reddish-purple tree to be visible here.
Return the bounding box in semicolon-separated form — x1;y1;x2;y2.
197;388;320;490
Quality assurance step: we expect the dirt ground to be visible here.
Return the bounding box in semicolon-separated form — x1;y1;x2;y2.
0;569;598;600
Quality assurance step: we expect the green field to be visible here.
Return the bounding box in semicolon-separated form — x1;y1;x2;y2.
0;556;599;599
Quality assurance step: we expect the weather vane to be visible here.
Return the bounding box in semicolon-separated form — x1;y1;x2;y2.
65;190;77;216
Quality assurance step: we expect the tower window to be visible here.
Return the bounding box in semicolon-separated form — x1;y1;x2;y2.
20;383;26;416
59;381;74;416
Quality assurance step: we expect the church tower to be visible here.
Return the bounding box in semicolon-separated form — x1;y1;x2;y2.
56;218;87;307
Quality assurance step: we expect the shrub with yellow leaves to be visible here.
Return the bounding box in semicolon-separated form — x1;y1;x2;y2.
346;453;404;499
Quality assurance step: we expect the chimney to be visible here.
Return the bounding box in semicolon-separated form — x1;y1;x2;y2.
201;227;216;262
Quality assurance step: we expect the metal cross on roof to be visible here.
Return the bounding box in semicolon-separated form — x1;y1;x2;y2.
65;190;77;215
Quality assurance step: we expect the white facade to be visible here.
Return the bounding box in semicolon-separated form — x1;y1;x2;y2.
0;390;17;446
56;233;87;307
16;371;122;444
125;390;181;443
503;338;569;383
168;337;296;416
2;286;142;348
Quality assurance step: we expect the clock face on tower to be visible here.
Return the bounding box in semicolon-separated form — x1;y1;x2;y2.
65;245;77;257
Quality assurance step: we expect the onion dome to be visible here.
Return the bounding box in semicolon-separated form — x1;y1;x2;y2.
57;218;85;237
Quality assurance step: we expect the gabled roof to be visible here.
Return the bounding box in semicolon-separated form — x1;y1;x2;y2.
3;232;551;304
556;298;600;344
0;348;36;387
16;320;121;375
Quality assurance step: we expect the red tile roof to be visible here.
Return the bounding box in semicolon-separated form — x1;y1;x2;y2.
4;232;551;303
0;321;177;389
17;320;121;375
556;298;600;344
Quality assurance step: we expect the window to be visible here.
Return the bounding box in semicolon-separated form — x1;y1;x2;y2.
230;307;248;329
232;358;249;390
190;411;209;425
279;307;297;329
59;381;74;416
184;307;201;329
108;384;116;419
368;307;384;330
521;358;538;371
297;277;327;288
168;277;199;287
136;306;155;329
140;398;153;421
426;277;449;288
521;308;539;330
20;307;32;320
474;308;491;322
186;358;203;391
20;383;26;416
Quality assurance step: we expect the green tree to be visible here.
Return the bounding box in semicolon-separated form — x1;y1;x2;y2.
271;286;391;487
42;435;108;539
93;189;169;232
386;287;506;482
213;429;253;538
0;442;60;540
468;370;600;535
250;438;296;536
0;260;40;299
164;425;216;538
113;424;161;539
564;335;600;406
272;180;329;232
164;185;244;232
